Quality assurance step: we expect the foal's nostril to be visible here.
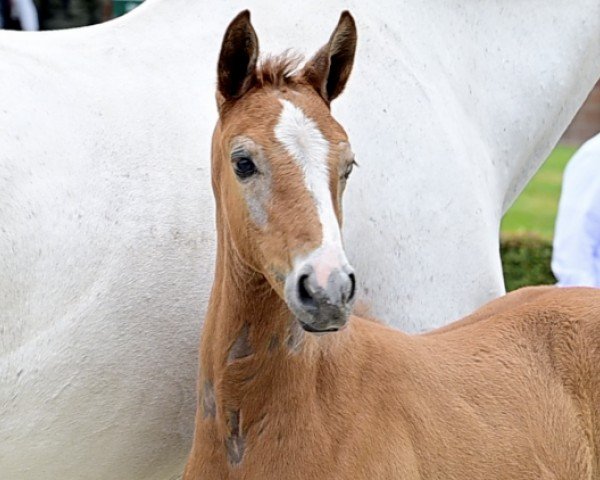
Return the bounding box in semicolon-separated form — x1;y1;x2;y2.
298;274;316;307
347;272;356;302
295;269;355;311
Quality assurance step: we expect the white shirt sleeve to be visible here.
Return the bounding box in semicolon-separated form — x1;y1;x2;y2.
552;134;600;287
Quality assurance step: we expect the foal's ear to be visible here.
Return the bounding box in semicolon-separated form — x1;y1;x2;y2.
217;10;259;108
301;11;357;103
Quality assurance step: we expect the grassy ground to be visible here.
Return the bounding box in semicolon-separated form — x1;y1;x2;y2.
501;145;576;240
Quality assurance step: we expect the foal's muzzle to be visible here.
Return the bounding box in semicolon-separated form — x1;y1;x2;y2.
285;263;356;333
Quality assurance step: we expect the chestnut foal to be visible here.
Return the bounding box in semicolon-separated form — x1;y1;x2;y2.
184;11;600;480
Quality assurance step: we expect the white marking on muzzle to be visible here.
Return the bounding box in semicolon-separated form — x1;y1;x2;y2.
274;99;348;286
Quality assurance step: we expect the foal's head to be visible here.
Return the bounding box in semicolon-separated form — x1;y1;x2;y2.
212;11;357;333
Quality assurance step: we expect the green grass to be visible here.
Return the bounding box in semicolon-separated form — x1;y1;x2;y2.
501;145;576;240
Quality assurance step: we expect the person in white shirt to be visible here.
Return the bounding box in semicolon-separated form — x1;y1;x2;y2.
0;0;39;30
552;132;600;287
13;0;39;30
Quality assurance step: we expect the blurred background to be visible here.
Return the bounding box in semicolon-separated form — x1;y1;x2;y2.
500;84;600;290
1;1;598;291
0;0;144;30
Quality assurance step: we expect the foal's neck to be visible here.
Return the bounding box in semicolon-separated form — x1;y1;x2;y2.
200;228;321;413
202;241;305;366
196;225;413;475
198;226;333;468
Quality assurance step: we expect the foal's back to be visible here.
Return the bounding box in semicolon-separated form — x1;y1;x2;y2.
367;286;600;479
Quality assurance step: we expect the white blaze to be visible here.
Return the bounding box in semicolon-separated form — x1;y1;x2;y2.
274;99;348;286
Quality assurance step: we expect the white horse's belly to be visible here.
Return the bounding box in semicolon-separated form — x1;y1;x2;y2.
0;127;212;480
0;155;213;479
0;34;215;477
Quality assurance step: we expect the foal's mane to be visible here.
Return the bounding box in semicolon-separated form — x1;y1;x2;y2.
255;52;304;88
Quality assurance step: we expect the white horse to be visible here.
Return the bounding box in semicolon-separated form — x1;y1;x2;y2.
1;1;598;479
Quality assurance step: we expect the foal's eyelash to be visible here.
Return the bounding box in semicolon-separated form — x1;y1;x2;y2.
231;148;249;159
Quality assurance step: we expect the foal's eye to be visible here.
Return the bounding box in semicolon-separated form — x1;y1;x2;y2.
233;157;258;179
343;160;356;180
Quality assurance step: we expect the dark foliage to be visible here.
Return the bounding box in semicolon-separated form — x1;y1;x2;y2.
501;234;556;292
